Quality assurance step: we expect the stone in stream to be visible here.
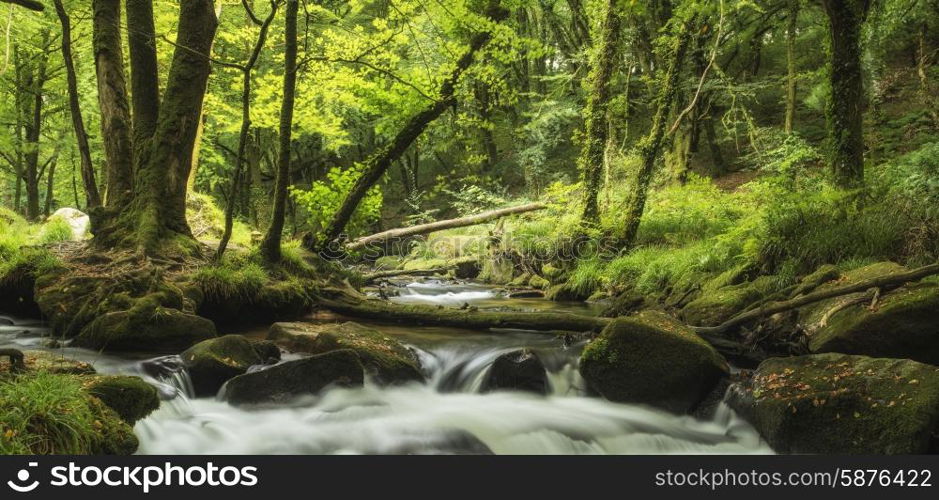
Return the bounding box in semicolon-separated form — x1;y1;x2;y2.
84;375;161;424
268;321;423;384
579;311;729;414
181;335;281;397
223;350;364;406
798;262;939;366
481;349;549;395
726;353;939;454
74;306;216;353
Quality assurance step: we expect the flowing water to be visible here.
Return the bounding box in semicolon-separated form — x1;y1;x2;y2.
1;280;772;455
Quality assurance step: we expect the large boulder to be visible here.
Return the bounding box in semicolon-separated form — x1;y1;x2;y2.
75;306;216;353
727;353;939;454
481;349;549;394
223;350;364;406
181;335;281;397
268;321;423;384
579;311;729;413
84;375;160;424
49;207;90;241
800;262;939;365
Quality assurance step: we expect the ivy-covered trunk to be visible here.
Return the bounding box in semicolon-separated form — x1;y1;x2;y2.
619;18;694;248
821;0;870;188
579;0;623;224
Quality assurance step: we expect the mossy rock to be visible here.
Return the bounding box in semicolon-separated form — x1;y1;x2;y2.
478;257;516;284
86;397;140;455
579;311;729;413
600;290;646;318
791;264;840;297
75;305;216;353
541;263;564;282
681;276;780;327
181;335;279;397
196;279;314;327
84;375;160;424
0;351;96;375
800;262;939;365
528;274;549;290
545;282;589;302
508;272;532;287
224;349;364;406
268;321;422;384
726;353;939;454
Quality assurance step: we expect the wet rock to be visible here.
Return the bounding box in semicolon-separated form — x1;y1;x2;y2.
268;321;422;384
601;290;646;317
727;353;939;454
181;335;280;397
579;311;729;413
507;289;544;299
84;375;160;424
799;262;939;366
481;349;549;394
224;350;364;406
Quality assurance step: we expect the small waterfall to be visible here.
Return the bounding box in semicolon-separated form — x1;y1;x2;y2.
390;281;497;306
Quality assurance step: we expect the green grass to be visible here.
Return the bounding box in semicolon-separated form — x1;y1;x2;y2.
0;373;99;454
192;256;269;300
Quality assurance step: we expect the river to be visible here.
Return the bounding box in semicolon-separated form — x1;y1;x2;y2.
0;280;771;455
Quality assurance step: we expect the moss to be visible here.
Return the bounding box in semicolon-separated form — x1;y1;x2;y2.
0;351;96;375
508;272;532;287
681;275;781;327
268;322;422;384
528;274;549;289
0;373;137;455
579;311;729;413
0;248;62;316
727;353;939;454
181;335;276;397
83;375;160;424
76;304;216;353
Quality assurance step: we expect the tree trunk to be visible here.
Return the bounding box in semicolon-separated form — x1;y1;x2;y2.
93;0;219;254
53;0;101;209
579;0;622;224
218;0;279;260
314;0;510;253
44;153;58;217
93;0;135;209
260;0;299;263
23;29;50;221
784;0;799;135
126;0;160;175
619;19;693;248
821;0;870;188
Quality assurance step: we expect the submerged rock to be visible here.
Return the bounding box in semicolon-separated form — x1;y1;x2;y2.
799;262;939;366
727;353;939;454
84;375;160;424
268;321;423;384
579;311;729;413
481;349;549;394
224;350;364;405
181;335;280;397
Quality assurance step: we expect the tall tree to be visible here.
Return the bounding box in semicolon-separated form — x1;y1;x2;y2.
619;17;694;248
820;0;871;188
259;0;297;263
53;0;101;209
92;0;219;254
314;0;510;253
579;0;623;224
784;0;799;135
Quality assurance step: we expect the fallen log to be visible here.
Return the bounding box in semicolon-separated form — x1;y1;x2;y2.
363;268;450;283
347;202;546;250
691;262;939;336
316;290;759;362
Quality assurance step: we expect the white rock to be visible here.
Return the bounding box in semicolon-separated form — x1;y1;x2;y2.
50;207;90;241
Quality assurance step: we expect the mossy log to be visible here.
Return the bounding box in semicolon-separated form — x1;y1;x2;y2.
348;203;545;250
363;268;451;283
692;262;939;335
